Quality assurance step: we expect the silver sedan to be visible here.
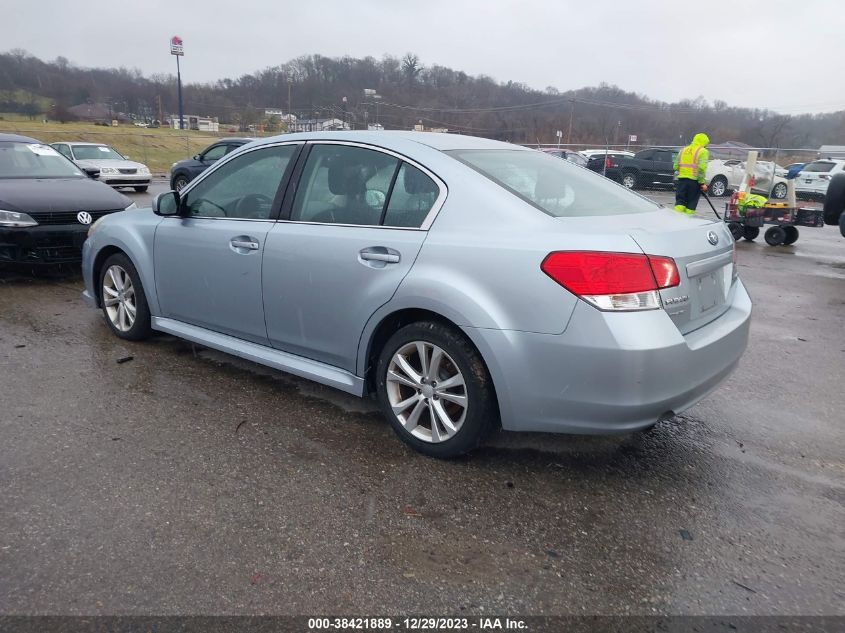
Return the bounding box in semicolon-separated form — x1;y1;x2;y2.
81;131;751;457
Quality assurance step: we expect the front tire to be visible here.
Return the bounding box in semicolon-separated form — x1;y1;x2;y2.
134;186;148;193
743;226;760;241
99;253;152;341
783;226;799;245
172;174;190;192
764;226;786;246
375;321;498;458
709;175;728;197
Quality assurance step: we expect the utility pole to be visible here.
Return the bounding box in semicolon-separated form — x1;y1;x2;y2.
287;77;292;132
566;99;574;144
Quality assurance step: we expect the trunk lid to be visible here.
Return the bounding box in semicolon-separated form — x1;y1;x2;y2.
557;210;736;334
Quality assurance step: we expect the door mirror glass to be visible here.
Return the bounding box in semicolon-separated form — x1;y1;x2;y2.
193;154;200;161
153;191;181;216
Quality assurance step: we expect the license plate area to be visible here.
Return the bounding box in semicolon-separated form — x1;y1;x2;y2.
696;264;731;313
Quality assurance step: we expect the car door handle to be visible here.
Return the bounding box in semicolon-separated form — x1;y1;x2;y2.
230;238;259;250
360;251;400;263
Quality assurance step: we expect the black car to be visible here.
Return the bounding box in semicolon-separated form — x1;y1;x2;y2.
169;137;253;191
586;151;637;175
0;133;134;266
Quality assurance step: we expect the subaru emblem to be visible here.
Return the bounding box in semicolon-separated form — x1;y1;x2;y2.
707;230;719;246
77;211;92;225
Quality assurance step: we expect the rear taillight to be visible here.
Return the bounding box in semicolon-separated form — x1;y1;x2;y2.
541;251;680;311
605;157;612;169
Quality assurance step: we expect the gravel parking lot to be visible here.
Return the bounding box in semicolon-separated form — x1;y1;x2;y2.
1;186;843;616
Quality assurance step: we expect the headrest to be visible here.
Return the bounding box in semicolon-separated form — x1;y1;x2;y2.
534;168;568;200
327;157;369;196
404;165;438;195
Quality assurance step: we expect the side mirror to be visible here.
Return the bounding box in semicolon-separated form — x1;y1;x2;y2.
83;167;100;179
153;190;181;217
193;154;201;161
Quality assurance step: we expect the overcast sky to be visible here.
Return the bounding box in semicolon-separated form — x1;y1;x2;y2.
4;0;844;113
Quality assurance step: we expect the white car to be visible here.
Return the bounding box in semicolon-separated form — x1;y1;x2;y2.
795;159;845;199
51;142;151;192
580;149;635;159
706;159;788;199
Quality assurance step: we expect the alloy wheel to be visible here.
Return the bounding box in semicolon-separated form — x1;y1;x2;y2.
386;341;468;443
622;173;636;188
102;265;137;332
711;178;727;197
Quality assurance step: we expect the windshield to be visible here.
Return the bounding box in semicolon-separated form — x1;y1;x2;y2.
72;145;124;160
0;142;85;179
448;149;658;217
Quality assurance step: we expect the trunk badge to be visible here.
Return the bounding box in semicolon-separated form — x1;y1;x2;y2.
707;230;719;245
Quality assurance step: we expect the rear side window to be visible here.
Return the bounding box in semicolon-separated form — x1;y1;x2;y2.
448;149;658;217
803;161;834;172
382;163;439;227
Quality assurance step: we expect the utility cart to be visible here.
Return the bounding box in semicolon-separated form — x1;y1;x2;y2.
721;150;825;246
724;202;824;246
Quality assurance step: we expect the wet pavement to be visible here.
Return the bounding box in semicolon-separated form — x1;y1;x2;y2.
1;192;844;616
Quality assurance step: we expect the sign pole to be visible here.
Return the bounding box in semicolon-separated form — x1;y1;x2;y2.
176;55;184;130
170;36;185;130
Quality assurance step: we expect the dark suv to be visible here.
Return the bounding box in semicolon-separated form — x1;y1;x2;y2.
169;138;253;191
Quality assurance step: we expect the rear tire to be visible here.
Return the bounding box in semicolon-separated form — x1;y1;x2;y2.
99;253;152;341
783;226;799;245
771;182;787;199
728;222;744;241
743;226;760;241
709;176;728;197
375;321;498;458
822;172;845;225
621;171;638;189
764;226;786;246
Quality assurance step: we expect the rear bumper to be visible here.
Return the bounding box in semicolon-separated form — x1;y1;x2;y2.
0;224;88;265
466;280;752;434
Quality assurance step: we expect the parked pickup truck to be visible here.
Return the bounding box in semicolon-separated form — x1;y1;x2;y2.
604;148;677;190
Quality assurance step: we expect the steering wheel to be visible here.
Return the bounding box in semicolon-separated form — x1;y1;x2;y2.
234;193;274;219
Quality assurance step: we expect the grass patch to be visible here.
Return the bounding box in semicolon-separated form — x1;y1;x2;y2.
0;119;266;173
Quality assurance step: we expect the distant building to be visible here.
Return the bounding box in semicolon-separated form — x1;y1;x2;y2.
169;115;219;132
818;145;845;159
288;118;349;132
708;141;754;160
68;102;130;124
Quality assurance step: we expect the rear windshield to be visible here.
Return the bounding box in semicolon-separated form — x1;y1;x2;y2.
72;145;124;160
0;141;85;179
802;161;834;173
448;149;658;217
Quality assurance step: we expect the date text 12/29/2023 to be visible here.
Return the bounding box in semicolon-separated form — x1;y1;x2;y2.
307;617;528;630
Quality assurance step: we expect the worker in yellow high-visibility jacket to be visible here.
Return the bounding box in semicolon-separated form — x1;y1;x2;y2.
673;133;710;215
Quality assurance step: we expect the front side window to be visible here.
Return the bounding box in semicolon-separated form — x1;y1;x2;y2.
183;144;297;219
201;145;228;162
449;149;658;218
71;145;124;160
53;144;72;159
291;145;399;225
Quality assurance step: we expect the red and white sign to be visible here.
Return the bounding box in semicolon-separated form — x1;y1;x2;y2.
170;35;184;56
